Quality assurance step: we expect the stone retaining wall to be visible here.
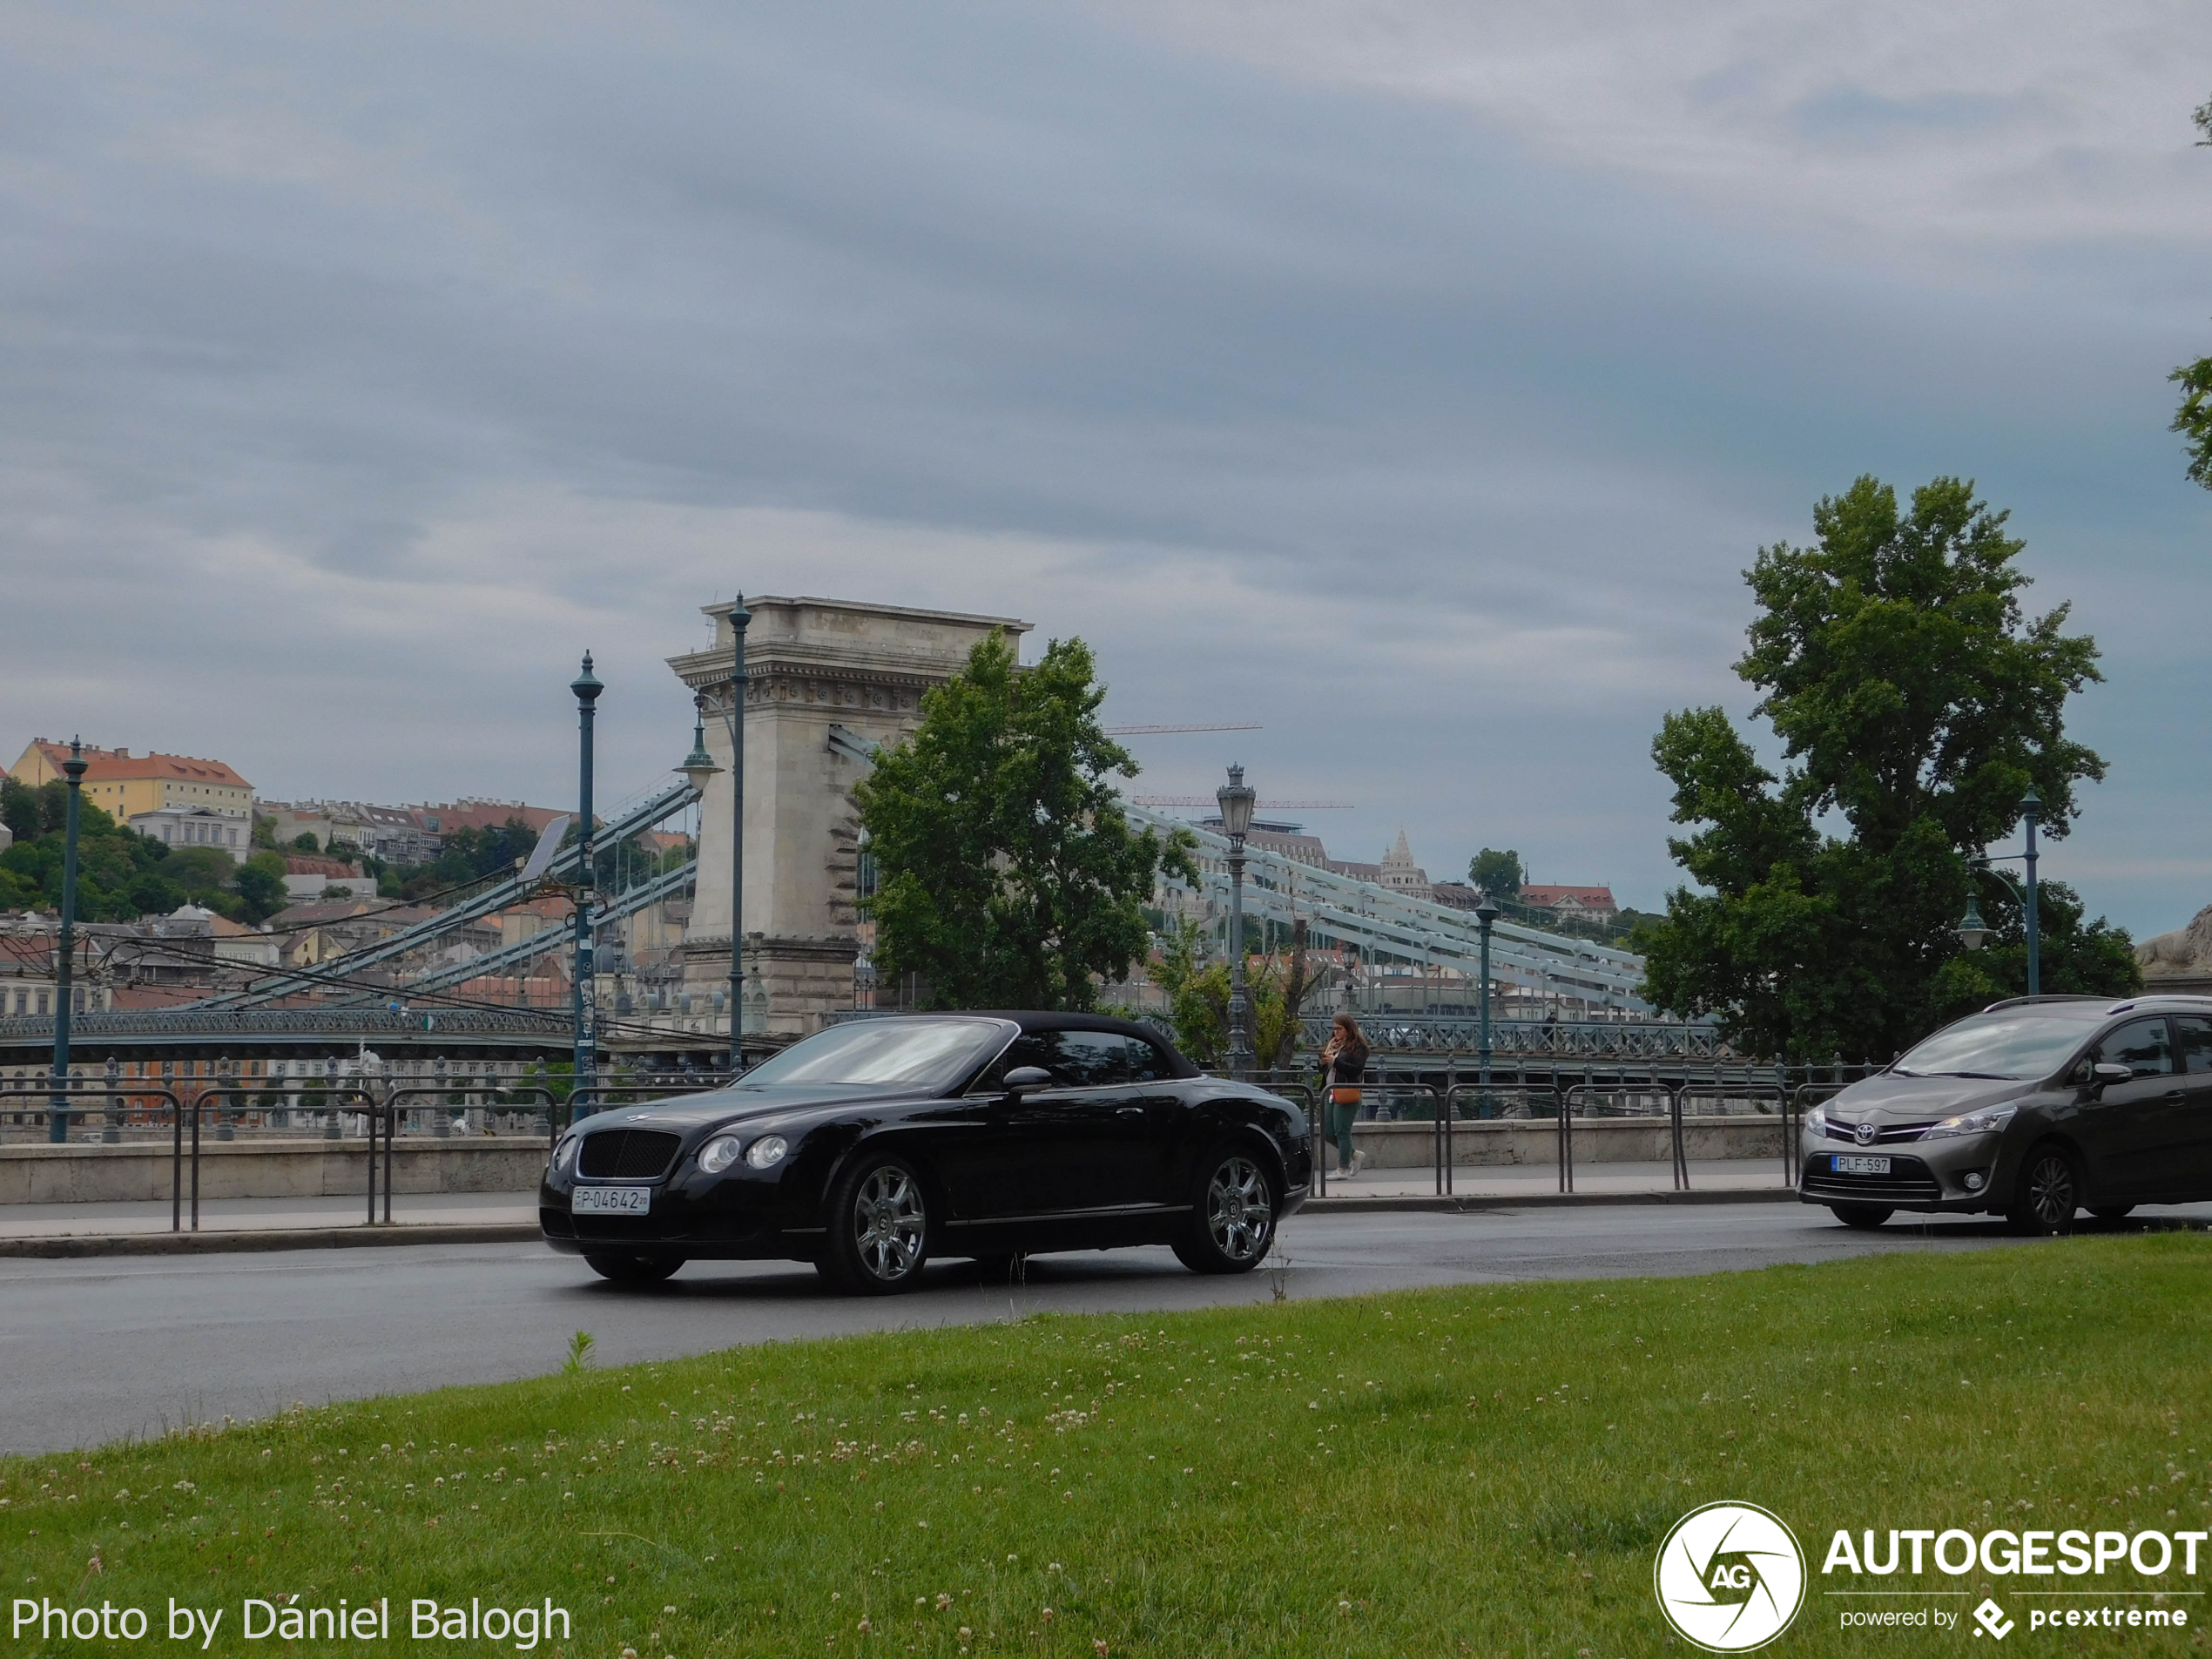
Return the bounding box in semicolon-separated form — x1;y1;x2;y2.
0;1136;550;1206
1345;1115;1787;1168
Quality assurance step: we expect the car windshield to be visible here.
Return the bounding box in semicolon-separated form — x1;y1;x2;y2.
737;1018;1011;1090
1892;1007;2110;1081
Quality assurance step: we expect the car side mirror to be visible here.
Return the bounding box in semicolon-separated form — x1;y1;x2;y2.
2091;1062;2132;1086
1002;1066;1052;1097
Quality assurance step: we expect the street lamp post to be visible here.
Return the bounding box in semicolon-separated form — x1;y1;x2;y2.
726;597;750;1075
570;655;602;1121
1473;893;1501;1118
1956;788;2044;997
48;738;86;1144
2020;786;2041;999
1216;765;1257;1082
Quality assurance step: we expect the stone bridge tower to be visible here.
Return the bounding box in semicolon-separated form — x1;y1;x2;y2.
667;596;1030;1039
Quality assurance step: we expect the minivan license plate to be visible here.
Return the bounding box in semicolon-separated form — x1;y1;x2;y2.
1832;1155;1891;1176
572;1186;651;1216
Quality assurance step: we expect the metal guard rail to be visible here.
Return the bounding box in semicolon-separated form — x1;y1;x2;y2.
1;1072;730;1235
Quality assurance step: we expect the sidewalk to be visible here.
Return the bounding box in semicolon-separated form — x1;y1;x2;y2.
0;1190;537;1244
0;1158;1795;1255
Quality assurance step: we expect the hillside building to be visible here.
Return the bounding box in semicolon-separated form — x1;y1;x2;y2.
9;740;253;826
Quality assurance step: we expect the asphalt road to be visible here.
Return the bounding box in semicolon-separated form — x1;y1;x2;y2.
3;1200;2203;1455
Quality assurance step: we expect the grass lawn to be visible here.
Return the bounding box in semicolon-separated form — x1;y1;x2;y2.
5;1232;2211;1656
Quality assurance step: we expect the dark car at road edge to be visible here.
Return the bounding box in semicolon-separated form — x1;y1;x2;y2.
1802;993;2212;1233
539;1012;1311;1292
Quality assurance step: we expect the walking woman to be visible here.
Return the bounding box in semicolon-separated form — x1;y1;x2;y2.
1318;1014;1369;1177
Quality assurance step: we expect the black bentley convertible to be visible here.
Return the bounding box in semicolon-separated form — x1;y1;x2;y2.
539;1012;1312;1293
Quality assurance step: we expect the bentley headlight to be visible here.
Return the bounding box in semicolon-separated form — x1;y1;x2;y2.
551;1134;579;1175
745;1135;789;1170
1922;1103;2017;1141
698;1135;745;1175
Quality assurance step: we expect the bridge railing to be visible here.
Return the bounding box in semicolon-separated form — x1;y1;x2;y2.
0;1069;741;1238
1258;1062;1847;1197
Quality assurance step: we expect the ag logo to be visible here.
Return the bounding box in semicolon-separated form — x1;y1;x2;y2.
1653;1501;1805;1652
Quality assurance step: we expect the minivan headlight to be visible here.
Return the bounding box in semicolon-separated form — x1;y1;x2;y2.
1922;1103;2017;1141
745;1135;789;1170
697;1135;745;1176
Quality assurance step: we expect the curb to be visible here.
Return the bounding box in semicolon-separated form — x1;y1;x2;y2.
1300;1187;1798;1214
0;1223;542;1259
0;1188;1803;1258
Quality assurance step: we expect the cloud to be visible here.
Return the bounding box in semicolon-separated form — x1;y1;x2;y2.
0;0;2205;940
1089;0;2212;247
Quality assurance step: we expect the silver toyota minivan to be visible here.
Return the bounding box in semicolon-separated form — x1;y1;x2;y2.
1800;994;2212;1232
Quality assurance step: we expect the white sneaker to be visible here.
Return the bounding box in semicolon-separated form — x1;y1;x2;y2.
1351;1150;1366;1176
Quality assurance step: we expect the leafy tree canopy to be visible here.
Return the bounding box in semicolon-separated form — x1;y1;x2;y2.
2173;96;2212;489
397;818;543;899
0;778;288;924
1150;919;1313;1072
855;631;1197;1011
1467;846;1523;900
1636;476;2136;1062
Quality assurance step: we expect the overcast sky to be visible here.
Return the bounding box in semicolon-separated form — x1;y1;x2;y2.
3;2;2207;937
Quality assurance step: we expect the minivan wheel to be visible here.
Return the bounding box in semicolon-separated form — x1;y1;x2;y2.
1829;1204;1892;1231
2006;1144;2080;1235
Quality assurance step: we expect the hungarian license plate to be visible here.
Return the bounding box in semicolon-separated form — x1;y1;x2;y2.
1832;1155;1891;1176
572;1185;651;1216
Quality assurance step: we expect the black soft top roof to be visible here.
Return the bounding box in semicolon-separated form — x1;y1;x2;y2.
909;1009;1201;1080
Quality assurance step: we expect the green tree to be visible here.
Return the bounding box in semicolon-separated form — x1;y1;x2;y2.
1150;920;1308;1072
1635;475;2137;1062
162;846;237;892
2172;97;2212;488
421;818;540;888
1;776;71;842
235;851;291;925
1467;847;1523;900
125;870;186;914
854;631;1197;1010
0;785;174;920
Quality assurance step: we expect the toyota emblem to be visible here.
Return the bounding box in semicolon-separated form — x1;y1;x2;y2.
1854;1122;1877;1145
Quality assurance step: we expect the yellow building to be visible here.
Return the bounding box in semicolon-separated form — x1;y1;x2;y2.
8;739;253;822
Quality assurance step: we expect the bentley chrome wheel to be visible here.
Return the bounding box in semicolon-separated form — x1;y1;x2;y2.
1205;1155;1272;1264
851;1164;927;1283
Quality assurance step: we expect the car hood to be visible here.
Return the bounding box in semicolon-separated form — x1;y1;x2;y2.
1826;1070;2027;1121
571;1083;939;1139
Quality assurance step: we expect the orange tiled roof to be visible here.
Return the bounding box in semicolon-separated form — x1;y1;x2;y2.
26;739;128;770
78;752;253;790
1520;885;1617;908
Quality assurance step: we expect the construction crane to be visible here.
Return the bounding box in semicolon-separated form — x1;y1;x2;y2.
1102;723;1262;736
1130;796;1353;810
